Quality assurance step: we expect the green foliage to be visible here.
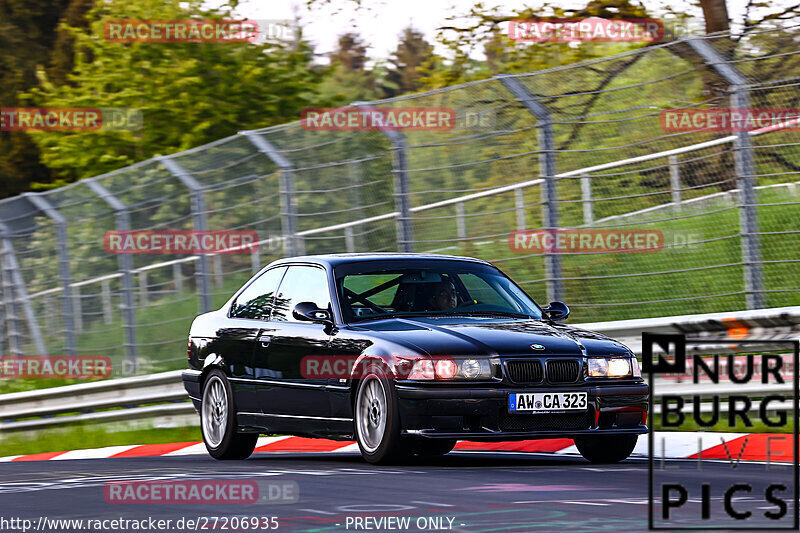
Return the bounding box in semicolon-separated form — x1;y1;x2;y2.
21;0;324;187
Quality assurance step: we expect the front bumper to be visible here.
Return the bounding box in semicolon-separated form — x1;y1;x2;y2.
395;381;648;440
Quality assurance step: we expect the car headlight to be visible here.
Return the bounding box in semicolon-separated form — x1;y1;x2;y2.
588;357;633;378
461;359;483;378
588;357;608;377
408;358;493;380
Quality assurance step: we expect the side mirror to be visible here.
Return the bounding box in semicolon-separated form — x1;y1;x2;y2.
543;301;570;322
293;302;332;324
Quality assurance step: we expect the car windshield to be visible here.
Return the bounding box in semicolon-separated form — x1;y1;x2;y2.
335;261;542;322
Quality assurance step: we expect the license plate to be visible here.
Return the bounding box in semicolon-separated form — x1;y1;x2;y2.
508;392;588;412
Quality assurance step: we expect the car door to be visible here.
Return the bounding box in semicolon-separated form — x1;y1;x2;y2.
224;266;286;414
254;264;333;424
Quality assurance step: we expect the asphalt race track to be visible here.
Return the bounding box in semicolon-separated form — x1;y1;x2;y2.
0;451;795;532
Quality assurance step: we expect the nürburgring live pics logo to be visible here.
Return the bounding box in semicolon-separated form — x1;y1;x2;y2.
646;333;799;530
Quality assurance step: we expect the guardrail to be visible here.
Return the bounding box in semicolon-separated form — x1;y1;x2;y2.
1;306;798;433
0;370;191;432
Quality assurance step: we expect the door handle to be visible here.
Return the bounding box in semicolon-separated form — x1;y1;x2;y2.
259;336;271;348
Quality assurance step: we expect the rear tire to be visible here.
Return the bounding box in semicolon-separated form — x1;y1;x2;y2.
575;434;638;464
201;370;258;460
354;366;408;464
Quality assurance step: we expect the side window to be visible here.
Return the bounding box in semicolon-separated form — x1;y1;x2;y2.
271;265;331;322
229;267;286;320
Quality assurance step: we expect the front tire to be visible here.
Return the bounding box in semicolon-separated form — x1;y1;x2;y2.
201;370;258;460
575;434;638;464
354;367;407;464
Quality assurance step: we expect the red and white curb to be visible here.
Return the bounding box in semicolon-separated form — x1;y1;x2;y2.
0;432;792;463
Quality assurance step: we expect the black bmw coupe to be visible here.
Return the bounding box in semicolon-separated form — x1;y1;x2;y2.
182;254;648;464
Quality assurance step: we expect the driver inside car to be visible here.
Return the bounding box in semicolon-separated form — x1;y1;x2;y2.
426;280;458;311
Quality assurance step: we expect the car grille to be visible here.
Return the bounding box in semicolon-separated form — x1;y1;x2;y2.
506;360;543;384
546;359;581;383
499;411;593;432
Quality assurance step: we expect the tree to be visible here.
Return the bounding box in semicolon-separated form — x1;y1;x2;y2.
330;32;368;71
23;0;324;186
319;32;381;103
0;0;94;197
383;27;434;97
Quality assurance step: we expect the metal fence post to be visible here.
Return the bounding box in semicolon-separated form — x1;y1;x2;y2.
514;188;527;230
72;285;83;333
138;271;148;306
349;102;414;252
580;176;593;225
0;225;42;355
455;202;467;240
669;155;682;206
212;255;223;289
348;162;365;251
83;178;138;371
0;236;21;355
498;75;563;302
242;131;303;256
0;269;5;356
382;129;414;253
687;38;764;309
101;279;112;325
158;156;212;313
251;247;261;274
23;193;76;355
344;227;356;253
173;262;183;293
43;293;54;333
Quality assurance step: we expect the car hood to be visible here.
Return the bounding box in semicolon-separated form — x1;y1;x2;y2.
349;317;631;357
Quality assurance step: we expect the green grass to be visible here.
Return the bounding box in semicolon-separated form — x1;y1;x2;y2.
0;425;203;457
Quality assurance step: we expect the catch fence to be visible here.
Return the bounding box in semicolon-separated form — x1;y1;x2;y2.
1;27;799;375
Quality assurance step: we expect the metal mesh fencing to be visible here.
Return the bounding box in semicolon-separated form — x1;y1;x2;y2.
1;27;798;377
